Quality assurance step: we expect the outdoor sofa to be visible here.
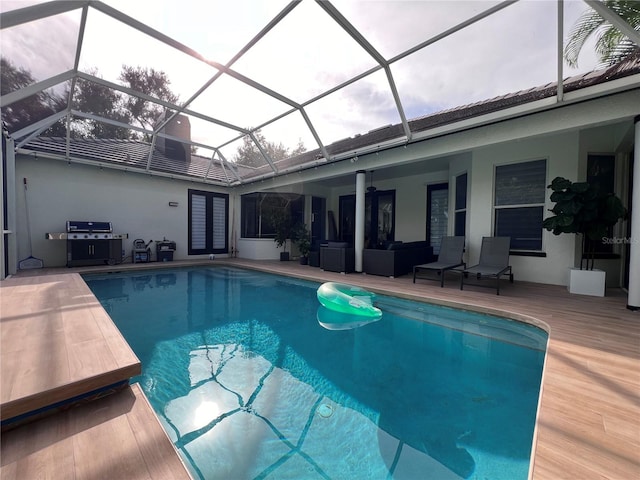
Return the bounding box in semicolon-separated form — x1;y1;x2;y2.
363;241;433;278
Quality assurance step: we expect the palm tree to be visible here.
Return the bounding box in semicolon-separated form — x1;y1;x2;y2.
564;0;640;68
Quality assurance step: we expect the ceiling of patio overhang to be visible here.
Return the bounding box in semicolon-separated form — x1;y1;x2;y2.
1;0;638;188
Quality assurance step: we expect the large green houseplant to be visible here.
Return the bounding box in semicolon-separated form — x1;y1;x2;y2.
542;176;627;270
293;223;311;265
265;206;294;261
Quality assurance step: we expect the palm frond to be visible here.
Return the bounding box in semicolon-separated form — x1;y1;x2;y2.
564;0;640;68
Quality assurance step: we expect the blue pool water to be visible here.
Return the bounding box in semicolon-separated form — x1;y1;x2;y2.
84;266;547;480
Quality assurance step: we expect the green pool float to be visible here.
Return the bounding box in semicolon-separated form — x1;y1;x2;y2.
316;282;382;319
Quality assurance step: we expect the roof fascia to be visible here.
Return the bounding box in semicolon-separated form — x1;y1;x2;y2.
0;70;75;108
410;73;640;144
562;71;640;102
14;148;229;187
0;1;87;29
238;87;640;192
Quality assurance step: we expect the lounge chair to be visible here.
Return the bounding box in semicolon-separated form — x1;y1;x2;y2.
460;236;513;295
413;236;465;287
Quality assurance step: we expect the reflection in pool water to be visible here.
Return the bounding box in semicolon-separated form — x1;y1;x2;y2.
85;266;547;480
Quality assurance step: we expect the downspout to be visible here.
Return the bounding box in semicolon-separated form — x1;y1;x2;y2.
355;170;366;273
627;115;640;310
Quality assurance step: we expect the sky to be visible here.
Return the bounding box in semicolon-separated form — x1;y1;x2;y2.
1;0;604;160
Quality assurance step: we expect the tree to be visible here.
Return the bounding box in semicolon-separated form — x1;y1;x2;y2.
564;0;640;68
1;58;180;141
233;129;306;167
0;57;65;135
65;71;132;139
118;66;179;133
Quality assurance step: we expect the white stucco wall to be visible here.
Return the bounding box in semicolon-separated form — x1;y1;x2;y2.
469;131;579;286
330;169;448;242
14;156;231;267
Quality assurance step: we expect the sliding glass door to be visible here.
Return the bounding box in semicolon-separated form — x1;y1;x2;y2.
339;190;395;248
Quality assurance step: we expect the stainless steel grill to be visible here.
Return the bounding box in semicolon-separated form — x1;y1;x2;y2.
46;221;128;266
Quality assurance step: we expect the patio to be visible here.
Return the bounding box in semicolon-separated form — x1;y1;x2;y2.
1;259;638;479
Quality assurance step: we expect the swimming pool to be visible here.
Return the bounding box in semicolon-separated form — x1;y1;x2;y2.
84;266;547;480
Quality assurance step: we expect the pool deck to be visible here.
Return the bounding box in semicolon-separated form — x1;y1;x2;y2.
1;258;638;479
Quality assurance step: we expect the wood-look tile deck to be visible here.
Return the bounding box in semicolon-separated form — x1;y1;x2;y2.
1;259;638;479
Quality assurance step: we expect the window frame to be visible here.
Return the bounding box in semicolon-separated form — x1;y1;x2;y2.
240;192;304;239
188;189;229;255
454;172;467;238
493;158;547;253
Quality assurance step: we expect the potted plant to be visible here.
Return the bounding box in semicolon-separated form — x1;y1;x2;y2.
293;223;311;265
542;176;627;296
266;207;294;261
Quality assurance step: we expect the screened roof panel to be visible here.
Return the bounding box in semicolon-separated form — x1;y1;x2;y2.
392;0;559;119
181;112;240;152
334;0;504;60
3;81;70;137
305;68;402;146
258;110;320;161
219;135;270;170
80;7;219;99
0;6;79;93
188;73;292;137
2;0;638;187
68;114;133;140
101;0;289;66
232;0;379;103
562;0;602;73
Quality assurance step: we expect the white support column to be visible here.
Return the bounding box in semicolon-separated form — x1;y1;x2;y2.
355;170;366;273
628;116;640;310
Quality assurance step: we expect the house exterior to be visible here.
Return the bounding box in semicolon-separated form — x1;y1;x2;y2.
1;1;638;309
2;65;638;301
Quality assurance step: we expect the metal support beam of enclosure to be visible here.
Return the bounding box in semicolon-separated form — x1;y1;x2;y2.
627;116;640;310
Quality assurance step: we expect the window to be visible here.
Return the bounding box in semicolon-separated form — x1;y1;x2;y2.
240;192;304;238
427;183;448;255
339;190;395;247
586;154;616;255
188;189;228;255
494;159;546;251
454;173;467;237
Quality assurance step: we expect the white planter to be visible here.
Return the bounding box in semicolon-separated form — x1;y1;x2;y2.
568;268;606;297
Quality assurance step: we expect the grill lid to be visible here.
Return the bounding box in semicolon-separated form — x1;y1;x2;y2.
66;221;113;233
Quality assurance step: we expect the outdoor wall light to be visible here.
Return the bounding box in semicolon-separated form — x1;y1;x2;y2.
168;201;179;207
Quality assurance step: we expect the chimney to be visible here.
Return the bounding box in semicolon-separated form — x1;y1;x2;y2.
155;112;191;162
